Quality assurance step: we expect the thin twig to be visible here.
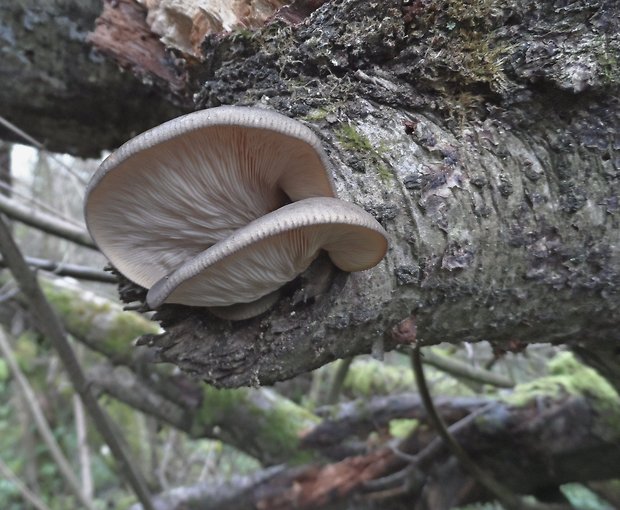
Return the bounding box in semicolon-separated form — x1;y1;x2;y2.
0;456;52;510
325;357;354;405
0;255;115;283
74;393;94;499
0;215;155;510
0;193;96;249
0;328;96;510
410;346;575;510
73;343;94;499
422;349;514;388
0;180;85;228
362;401;495;495
0;115;88;185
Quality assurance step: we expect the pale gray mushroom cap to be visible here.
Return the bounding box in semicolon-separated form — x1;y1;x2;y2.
147;197;388;309
84;106;336;289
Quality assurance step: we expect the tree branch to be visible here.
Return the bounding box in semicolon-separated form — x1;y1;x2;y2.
0;256;116;283
303;394;490;455
0;214;155;510
0;194;96;249
411;346;575;510
421;348;515;388
0;456;52;510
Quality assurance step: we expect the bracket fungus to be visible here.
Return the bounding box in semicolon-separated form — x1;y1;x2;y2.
85;106;388;319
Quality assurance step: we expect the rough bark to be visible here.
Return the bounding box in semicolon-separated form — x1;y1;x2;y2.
0;0;188;157
126;0;620;389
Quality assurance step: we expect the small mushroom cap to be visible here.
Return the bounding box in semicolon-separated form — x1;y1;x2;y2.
147;197;388;309
84;106;335;289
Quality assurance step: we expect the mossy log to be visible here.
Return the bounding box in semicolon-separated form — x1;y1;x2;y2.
11;276;319;465
130;352;620;510
1;0;619;391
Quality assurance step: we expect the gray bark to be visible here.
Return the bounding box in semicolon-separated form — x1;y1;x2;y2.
135;0;620;389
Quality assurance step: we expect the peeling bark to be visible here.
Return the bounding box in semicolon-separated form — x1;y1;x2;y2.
88;0;188;90
0;0;188;157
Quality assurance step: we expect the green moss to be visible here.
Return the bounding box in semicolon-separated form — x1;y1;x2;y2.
304;108;330;121
336;123;374;152
503;352;620;438
345;359;415;396
40;280;159;359
194;386;245;426
251;392;318;465
410;0;512;95
109;312;159;350
377;162;393;182
194;387;318;465
389;418;419;439
598;38;619;86
335;122;393;182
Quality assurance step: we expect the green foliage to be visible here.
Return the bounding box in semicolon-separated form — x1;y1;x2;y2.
389;418;418;439
0;358;8;382
0;478;20;510
561;483;614;510
504;352;620;439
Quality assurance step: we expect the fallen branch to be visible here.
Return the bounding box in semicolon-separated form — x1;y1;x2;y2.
411;346;574;510
88;361;320;466
421;348;515;388
129;382;620;510
303;394;489;453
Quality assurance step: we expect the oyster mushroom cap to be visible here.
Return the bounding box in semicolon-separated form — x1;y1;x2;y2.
147;197;388;309
84;106;335;289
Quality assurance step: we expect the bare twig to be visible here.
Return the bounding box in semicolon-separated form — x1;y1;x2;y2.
73;394;94;499
0;215;155;510
410;346;575;510
325;357;354;405
0;456;52;510
0;193;96;249
157;429;178;491
0;115;88;186
74;343;94;500
0;328;96;510
0;255;115;283
421;349;514;388
0;181;85;228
